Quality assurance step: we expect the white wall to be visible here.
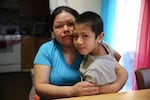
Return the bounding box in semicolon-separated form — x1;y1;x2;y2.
67;0;101;14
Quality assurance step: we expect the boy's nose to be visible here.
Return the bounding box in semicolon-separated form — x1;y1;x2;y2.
76;36;83;44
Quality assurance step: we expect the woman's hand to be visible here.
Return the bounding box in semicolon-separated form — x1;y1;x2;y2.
71;81;100;97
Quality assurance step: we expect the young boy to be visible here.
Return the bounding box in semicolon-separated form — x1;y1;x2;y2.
73;11;121;85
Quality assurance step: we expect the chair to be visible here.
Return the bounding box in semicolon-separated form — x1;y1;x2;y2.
135;68;150;90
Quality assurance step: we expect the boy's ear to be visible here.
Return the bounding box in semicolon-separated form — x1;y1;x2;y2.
100;32;104;38
97;32;104;42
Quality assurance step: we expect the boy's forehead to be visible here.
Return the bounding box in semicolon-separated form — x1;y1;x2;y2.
74;24;93;34
75;23;91;29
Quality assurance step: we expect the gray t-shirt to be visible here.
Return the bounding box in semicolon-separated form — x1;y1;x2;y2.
80;42;117;85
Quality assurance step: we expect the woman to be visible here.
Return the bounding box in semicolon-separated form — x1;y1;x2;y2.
34;6;128;100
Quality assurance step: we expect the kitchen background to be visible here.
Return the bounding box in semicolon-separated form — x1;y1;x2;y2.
0;0;101;73
0;0;50;73
0;0;101;100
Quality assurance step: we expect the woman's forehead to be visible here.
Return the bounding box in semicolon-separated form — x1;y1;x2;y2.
55;11;75;21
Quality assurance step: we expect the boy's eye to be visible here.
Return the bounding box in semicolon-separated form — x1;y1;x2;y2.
82;34;89;39
83;34;88;38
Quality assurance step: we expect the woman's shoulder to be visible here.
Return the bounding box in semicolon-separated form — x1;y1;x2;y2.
40;39;58;49
41;39;54;46
37;39;61;56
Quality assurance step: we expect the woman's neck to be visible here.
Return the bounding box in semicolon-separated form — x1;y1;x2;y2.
62;45;76;53
62;45;77;66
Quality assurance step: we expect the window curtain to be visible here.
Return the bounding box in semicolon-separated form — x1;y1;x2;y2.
132;0;150;90
101;0;142;91
101;0;117;46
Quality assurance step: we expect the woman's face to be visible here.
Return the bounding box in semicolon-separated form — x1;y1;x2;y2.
53;11;75;47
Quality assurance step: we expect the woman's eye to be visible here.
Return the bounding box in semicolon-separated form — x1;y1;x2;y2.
67;22;74;27
55;25;63;29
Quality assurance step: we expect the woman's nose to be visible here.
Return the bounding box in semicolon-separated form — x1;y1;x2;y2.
62;25;72;36
63;25;68;30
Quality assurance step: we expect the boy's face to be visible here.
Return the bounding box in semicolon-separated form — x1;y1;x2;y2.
73;23;100;55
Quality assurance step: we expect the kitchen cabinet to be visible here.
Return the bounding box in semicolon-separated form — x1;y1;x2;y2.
21;36;50;70
0;0;50;17
21;36;36;70
34;36;50;53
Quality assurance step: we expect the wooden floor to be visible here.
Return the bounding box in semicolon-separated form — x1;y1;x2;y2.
0;71;32;100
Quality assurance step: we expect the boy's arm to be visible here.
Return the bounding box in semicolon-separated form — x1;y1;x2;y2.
98;62;128;93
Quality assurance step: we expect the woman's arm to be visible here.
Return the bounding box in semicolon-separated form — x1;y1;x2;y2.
34;64;100;99
99;63;128;93
34;64;74;99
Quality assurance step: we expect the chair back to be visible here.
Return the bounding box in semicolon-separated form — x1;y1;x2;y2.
135;68;150;89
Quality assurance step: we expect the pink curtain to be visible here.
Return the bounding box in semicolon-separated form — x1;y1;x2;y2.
132;0;150;90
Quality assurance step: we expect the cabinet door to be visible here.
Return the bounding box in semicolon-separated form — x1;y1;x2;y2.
20;0;50;16
35;37;50;53
21;36;50;70
22;36;36;69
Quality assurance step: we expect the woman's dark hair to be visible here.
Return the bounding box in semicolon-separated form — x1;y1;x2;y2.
49;6;79;32
75;11;103;38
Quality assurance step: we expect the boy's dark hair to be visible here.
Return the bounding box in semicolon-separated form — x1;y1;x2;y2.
75;11;103;38
49;6;79;32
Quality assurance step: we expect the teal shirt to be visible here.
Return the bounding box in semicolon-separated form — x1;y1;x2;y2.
34;39;83;86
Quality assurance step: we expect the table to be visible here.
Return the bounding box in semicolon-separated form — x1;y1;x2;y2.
58;89;150;100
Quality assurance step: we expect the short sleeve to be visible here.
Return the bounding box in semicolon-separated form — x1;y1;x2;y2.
102;41;115;54
33;42;52;67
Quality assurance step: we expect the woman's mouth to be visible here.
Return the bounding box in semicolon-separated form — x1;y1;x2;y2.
63;35;72;39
